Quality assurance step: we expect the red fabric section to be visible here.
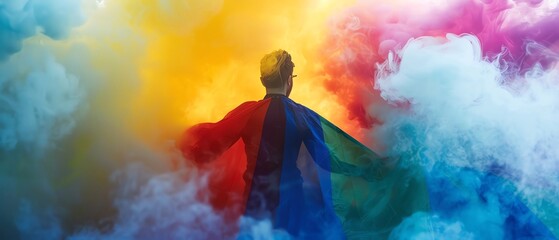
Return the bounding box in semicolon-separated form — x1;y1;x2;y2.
178;99;271;221
180;101;264;164
238;100;271;212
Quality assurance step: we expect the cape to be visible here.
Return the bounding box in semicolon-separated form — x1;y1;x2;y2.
179;94;556;239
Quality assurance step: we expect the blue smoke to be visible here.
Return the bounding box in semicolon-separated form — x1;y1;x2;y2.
0;0;84;60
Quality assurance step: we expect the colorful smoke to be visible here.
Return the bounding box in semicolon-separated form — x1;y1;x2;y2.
1;0;559;239
320;0;559;145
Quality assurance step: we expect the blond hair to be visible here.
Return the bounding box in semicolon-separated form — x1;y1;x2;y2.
260;50;295;88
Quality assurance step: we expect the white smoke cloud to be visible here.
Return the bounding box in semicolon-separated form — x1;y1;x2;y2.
375;33;559;180
374;33;559;238
237;216;292;240
0;46;84;152
388;212;474;240
64;161;287;240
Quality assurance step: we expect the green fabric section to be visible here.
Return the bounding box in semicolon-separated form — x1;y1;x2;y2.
320;117;430;239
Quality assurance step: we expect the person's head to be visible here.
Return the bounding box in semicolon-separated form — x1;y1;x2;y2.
260;50;295;97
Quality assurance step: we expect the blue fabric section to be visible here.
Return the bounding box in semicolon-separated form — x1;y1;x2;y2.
427;163;557;239
274;97;305;235
272;97;345;239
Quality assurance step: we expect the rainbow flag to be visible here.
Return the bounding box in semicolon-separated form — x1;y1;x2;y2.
180;94;555;239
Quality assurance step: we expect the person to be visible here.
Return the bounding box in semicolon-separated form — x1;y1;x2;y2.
179;50;429;239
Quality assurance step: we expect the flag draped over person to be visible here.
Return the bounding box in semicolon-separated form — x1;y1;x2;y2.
179;92;429;239
178;50;556;239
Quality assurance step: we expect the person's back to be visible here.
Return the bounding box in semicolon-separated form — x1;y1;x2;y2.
240;93;345;238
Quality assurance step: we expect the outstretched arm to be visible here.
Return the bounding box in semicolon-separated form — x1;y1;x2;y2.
178;101;265;164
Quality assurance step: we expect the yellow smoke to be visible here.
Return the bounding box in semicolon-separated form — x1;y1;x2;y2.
3;0;363;230
41;0;363;169
119;0;358;143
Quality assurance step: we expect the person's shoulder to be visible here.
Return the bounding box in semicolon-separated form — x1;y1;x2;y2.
224;100;268;118
236;100;259;108
283;98;320;116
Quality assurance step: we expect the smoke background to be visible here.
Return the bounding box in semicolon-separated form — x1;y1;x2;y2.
1;0;558;239
376;33;559;238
